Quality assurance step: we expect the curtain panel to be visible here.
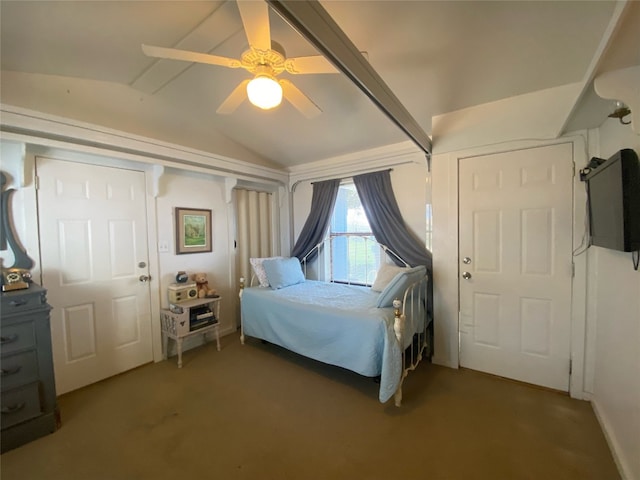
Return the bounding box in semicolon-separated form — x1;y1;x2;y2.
291;179;340;262
353;170;433;318
235;188;273;284
353;170;432;269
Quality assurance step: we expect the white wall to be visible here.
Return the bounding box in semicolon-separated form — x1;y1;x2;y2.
154;169;236;353
587;118;640;480
432;83;583;154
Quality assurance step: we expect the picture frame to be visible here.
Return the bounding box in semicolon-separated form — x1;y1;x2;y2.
175;207;212;255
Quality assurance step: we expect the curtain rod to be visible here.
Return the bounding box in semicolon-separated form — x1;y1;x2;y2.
310;168;392;185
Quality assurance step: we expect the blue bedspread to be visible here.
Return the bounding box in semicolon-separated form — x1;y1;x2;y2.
241;280;404;403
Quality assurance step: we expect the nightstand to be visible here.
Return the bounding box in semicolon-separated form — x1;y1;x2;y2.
160;296;221;368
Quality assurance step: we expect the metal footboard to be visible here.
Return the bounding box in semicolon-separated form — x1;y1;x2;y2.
392;274;431;407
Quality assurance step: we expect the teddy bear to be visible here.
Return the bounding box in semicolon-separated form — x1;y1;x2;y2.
193;272;217;298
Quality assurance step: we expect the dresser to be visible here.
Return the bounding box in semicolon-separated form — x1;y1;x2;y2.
1;284;58;452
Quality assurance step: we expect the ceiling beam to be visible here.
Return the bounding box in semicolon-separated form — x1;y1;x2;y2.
267;0;432;157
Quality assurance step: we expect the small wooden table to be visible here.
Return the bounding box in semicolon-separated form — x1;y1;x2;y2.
160;296;221;368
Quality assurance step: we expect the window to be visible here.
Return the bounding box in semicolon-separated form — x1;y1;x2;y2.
426;202;433;251
329;183;381;285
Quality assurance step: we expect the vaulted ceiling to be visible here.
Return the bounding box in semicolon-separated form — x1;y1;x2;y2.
1;1;638;169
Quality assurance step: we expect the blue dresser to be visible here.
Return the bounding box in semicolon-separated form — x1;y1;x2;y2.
1;284;58;452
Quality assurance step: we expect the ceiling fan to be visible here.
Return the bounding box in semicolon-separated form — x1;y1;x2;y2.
141;1;338;118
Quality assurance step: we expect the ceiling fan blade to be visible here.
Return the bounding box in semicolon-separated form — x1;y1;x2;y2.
280;79;322;119
284;55;337;75
142;44;241;69
216;79;250;115
236;1;271;51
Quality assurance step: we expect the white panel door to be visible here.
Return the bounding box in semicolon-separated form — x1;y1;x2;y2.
459;143;573;391
36;157;153;394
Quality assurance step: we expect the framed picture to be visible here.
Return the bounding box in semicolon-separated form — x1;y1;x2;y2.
175;207;212;255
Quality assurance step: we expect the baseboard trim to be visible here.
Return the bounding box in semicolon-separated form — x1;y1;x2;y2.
591;398;633;480
432;356;458;369
219;325;237;338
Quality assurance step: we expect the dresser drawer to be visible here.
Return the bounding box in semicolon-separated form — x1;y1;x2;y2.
1;350;39;391
1;382;41;429
0;321;36;356
0;287;48;316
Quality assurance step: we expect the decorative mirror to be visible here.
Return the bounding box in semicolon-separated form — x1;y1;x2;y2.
1;171;34;291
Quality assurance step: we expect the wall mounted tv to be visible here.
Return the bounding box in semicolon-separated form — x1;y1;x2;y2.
584;148;640;252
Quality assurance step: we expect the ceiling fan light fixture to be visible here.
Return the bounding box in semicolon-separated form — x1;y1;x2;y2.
247;75;282;110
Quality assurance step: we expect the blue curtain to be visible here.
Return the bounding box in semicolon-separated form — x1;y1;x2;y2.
291;179;340;262
353;170;433;316
353;170;432;269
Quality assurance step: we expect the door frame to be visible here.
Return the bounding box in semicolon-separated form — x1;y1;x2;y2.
432;135;589;399
27;146;164;364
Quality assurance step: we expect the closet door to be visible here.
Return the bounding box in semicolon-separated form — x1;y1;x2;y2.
36;157;153;394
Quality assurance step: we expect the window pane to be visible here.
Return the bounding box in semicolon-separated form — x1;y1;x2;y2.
329;183;379;285
331;184;370;234
426;202;433;251
332;235;348;281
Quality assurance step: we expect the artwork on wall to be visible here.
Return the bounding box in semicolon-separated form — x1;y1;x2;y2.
175;207;212;254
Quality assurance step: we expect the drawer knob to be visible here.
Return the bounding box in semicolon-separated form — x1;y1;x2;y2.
1;403;26;414
0;334;18;345
1;365;22;376
9;299;27;307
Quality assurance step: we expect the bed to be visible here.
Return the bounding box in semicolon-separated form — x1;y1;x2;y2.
239;240;432;406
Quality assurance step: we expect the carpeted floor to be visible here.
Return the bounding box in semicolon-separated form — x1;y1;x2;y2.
1;332;620;480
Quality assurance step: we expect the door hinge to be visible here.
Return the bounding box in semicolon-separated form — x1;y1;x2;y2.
569;359;573;375
572;161;576;177
34;175;40;190
571;262;575;278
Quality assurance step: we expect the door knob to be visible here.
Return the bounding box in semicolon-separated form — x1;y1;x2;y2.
462;271;472;280
139;274;151;283
463;257;472;264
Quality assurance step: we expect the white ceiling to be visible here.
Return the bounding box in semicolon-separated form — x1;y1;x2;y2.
1;1;638;170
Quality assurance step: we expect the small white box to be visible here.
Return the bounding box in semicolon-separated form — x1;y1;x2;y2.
167;282;198;303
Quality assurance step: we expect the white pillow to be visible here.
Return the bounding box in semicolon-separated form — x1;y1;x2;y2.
371;263;408;292
250;256;283;287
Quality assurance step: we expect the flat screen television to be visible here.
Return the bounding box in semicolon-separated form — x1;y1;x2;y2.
584;148;640;252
